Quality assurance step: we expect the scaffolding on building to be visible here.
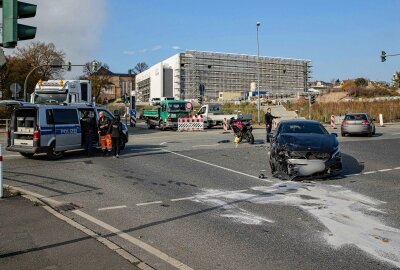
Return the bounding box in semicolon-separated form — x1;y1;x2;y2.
175;50;311;100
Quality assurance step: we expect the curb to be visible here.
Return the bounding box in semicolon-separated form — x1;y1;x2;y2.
3;184;154;270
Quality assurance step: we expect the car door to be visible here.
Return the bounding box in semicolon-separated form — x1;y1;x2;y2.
52;108;81;151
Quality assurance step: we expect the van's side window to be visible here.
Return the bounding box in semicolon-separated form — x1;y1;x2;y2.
53;109;79;125
46;110;54;125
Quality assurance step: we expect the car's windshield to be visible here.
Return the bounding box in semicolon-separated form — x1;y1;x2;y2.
344;114;367;121
34;93;67;104
168;103;186;112
280;123;328;134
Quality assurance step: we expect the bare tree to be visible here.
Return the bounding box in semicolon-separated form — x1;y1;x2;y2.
81;61;113;103
15;41;66;80
131;62;149;75
0;42;65;100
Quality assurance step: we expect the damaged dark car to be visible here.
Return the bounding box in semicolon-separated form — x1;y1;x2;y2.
269;120;342;180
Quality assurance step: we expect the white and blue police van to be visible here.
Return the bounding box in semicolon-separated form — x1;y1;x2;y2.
1;101;128;159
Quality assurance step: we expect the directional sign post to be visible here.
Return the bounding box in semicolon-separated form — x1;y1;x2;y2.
10;82;21;98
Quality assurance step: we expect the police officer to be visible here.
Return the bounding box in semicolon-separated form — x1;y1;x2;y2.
80;111;97;157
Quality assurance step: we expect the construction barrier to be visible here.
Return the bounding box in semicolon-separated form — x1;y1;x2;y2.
331;115;335;129
178;115;204;132
222;118;228;133
130;109;136;127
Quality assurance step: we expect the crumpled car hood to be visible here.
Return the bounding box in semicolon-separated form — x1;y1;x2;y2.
277;133;338;152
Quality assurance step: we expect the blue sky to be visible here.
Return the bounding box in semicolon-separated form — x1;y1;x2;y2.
3;0;399;82
96;0;399;82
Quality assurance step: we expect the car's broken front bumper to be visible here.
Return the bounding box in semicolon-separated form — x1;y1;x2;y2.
287;157;342;176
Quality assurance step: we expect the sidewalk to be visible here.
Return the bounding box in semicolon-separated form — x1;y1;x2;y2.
0;190;137;270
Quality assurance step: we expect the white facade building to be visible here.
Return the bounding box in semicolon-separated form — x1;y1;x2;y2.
135;50;310;102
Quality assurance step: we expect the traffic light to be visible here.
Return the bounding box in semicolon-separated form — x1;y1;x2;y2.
1;0;37;48
310;95;316;105
67;61;72;71
381;51;386;62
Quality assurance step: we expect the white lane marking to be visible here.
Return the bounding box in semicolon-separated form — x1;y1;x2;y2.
378;169;393;172
136;201;163;206
3;154;24;158
73;210;193;270
170;189;249;202
162;149;273;182
363;171;377;175
171;196;195;202
394;167;400;170
344;173;361;177
160;142;167;145
191;144;219;148
392;133;400;135
98;205;127;211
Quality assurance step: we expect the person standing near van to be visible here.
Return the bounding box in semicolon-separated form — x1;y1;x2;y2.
80;111;96;157
109;115;123;158
98;111;112;156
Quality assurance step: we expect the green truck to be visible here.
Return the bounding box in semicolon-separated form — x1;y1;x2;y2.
142;100;189;130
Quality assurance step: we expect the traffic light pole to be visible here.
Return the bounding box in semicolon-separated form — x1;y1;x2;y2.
308;93;311;120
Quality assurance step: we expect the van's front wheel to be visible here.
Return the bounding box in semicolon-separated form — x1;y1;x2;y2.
47;143;64;160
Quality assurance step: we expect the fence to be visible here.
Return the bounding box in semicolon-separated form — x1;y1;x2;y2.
178;115;204;132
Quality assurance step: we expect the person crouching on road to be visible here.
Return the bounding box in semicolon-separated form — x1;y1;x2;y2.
80;111;97;157
98;111;112;156
109;115;123;158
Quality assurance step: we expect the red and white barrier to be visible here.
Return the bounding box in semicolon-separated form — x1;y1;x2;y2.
330;115;335;129
178;115;204;132
222;118;228;133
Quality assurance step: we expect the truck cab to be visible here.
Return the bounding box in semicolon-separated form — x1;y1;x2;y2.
31;80;92;105
143;100;189;130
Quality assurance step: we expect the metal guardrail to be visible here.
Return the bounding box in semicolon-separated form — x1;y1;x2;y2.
0;119;10;133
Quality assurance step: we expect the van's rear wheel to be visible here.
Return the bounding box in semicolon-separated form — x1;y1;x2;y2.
47;143;64;160
20;152;34;158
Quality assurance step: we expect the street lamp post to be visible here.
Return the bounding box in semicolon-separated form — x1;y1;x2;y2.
256;22;261;125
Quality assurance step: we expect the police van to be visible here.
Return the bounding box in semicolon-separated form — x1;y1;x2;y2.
1;101;128;159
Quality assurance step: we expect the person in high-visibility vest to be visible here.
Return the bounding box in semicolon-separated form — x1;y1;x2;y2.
98;111;112;156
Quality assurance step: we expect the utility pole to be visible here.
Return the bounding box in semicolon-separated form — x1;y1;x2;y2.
256;21;261;125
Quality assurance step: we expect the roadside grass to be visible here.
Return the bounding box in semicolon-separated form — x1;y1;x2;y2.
285;99;400;123
221;102;259;123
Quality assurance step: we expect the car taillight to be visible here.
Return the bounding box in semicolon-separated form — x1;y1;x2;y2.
33;130;40;141
342;121;349;125
361;121;369;125
167;115;171;121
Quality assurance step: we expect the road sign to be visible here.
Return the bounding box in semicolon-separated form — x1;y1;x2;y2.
186;101;193;110
10;82;21;98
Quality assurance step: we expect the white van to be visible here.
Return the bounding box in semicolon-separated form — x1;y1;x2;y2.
1;101;128;159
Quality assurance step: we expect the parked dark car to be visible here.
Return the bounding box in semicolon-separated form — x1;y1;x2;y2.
341;113;375;137
269;120;342;179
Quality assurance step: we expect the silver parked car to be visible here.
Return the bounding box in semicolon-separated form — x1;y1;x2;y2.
341;113;375;137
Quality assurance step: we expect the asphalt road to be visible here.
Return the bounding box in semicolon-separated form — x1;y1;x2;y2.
2;123;400;269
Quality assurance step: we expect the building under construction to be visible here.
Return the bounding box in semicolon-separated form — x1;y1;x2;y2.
135;50;311;102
